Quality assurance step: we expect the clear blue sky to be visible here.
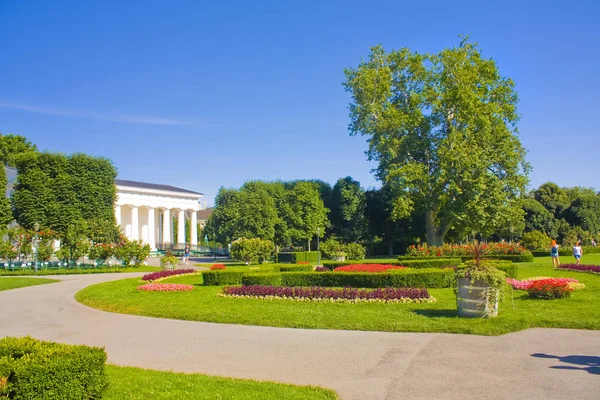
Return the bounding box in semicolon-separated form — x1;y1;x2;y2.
1;0;598;205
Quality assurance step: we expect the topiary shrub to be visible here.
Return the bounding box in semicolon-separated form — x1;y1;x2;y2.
202;270;245;286
242;273;282;286
291;251;320;263
231;238;274;264
0;336;108;399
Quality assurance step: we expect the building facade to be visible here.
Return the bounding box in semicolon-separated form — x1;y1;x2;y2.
115;180;204;250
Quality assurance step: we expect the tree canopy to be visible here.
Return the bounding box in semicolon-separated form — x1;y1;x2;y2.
330;177;368;243
0;133;37;166
343;38;529;245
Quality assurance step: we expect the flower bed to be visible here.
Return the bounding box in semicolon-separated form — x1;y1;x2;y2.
406;242;529;257
315;266;330;272
524;279;574;299
219;285;435;303
556;264;600;275
141;269;196;282
506;277;585;291
334;264;405;273
137;283;195;292
210;264;227;270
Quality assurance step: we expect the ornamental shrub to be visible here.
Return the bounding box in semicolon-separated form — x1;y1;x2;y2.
0;336;108;399
118;239;151;265
202;270;245;286
242;273;282;286
231;238;274;264
319;237;346;260
344;243;366;260
520;230;552;251
406;242;529;257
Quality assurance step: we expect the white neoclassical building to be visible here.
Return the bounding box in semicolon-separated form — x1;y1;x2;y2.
115;180;205;250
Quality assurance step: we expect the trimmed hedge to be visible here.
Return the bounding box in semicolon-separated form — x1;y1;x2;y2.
0;336;108;399
276;264;313;272
275;251;321;263
202;270;245;286
497;264;518;279
242;273;282;286
531;246;600;257
324;258;461;270
281;268;454;288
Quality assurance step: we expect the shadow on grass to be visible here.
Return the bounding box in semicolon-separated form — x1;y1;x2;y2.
531;353;600;375
413;309;458;318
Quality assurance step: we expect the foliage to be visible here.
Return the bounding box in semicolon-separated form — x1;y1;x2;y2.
88;243;117;264
11;151;117;236
241;273;282;286
0;336;108;399
291;251;320;263
230;238;274;264
275;264;313;272
522;198;557;237
343;38;529;245
0;165;12;226
333;264;405;273
0;133;37;167
454;242;507;291
319;237;346;260
202;270;245;286
344;242;366;260
142;269;196;282
57;222;90;262
160;255;179;270
520;230;552;251
118;239;151;266
533;182;570;217
286;181;329;249
137;283;194;292
220;285;434;303
525;279;574;299
330;176;368;243
563;195;600;235
406;242;528;257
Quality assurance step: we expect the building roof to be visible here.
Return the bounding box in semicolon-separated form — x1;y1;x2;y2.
116;179;204;196
197;208;213;220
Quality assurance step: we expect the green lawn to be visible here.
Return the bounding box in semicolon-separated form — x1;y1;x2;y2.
105;365;337;400
76;255;600;335
0;266;160;276
0;277;59;291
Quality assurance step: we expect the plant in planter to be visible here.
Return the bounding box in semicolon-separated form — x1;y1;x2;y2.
455;241;507;318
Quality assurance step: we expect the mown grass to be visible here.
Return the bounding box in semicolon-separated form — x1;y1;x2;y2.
76;255;600;335
0;266;160;276
0;277;59;291
105;365;337;400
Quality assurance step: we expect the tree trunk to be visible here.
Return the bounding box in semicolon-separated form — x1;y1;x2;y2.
387;240;394;256
307;239;311;251
426;211;446;246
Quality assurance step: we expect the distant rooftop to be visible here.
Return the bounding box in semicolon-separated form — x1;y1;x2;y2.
197;208;213;220
116;179;203;196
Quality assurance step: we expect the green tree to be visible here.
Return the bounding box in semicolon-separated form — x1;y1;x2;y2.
330;177;368;243
287;182;329;250
563;195;600;236
343;38;529;245
520;230;551;251
564;186;598;203
533;182;570;217
522;198;558;238
0;133;37;166
0;164;13;226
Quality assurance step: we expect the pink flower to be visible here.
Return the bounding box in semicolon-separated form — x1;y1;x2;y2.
137;284;194;292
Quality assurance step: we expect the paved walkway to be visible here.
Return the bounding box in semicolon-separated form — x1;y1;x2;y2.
0;274;598;400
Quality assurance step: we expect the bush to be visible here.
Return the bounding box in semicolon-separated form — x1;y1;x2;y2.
291;251;320;263
319;237;346;260
231;238;274;264
202;270;245;286
119;239;151;265
456;264;518;279
275;264;313;272
242;273;282;286
281;268;454;288
0;336;108;399
406;242;529;257
325;258;461;269
344;243;366;260
520;231;552;251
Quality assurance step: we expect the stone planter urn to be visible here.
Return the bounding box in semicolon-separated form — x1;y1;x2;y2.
456;277;499;318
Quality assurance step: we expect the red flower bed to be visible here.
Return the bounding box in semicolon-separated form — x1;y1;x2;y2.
526;279;574;299
142;269;196;282
210;264;227;270
137;283;194;292
334;264;405;273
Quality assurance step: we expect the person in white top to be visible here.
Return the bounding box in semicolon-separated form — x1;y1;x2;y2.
572;241;583;265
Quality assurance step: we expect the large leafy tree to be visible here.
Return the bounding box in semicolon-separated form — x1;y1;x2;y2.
522;198;557;238
330;176;367;243
563;195;600;236
533;182;570;217
286;181;329;250
0;133;37;166
343;38;529;245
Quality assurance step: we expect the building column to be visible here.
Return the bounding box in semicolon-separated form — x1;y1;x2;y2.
162;209;171;245
147;207;155;250
190;210;198;247
177;209;185;245
115;205;122;227
131;206;139;241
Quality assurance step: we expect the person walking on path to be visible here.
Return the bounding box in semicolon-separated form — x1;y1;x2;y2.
573;241;583;265
550;240;561;268
183;245;191;265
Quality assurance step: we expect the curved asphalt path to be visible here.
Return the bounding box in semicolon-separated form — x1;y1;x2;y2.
1;274;598;400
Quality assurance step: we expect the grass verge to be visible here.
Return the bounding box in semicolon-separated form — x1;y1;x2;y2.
76;255;600;335
105;365;338;400
0;277;59;291
0;266;160;276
